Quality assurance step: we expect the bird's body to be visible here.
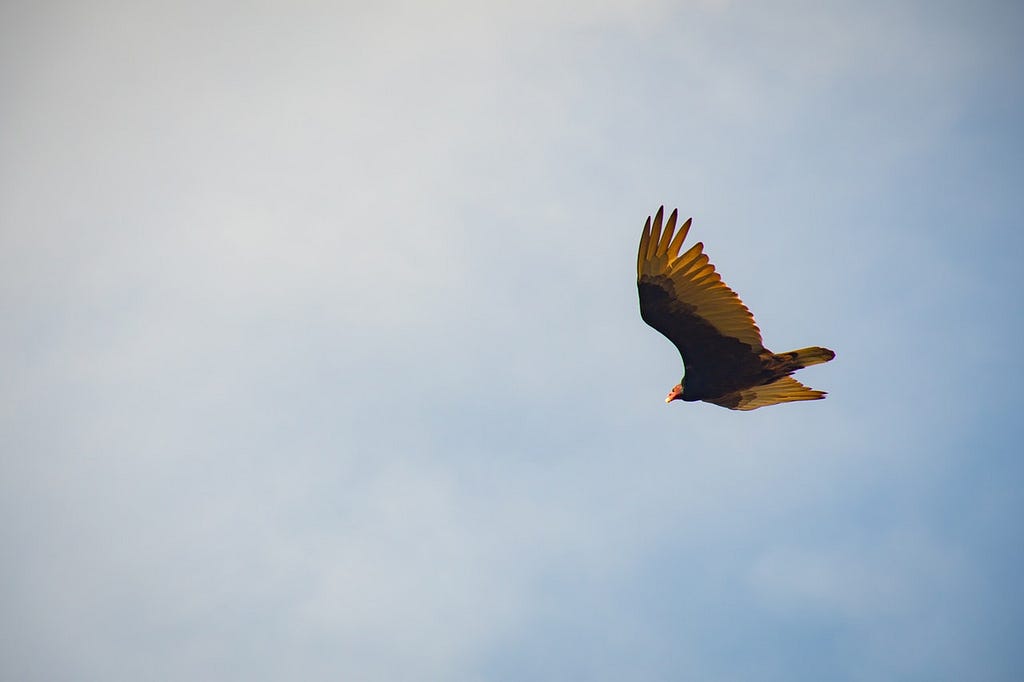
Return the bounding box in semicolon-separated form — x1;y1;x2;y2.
637;207;834;410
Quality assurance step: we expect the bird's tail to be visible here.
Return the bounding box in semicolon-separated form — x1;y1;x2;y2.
774;346;836;371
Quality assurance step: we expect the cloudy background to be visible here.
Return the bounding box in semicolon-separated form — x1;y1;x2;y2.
2;1;1022;679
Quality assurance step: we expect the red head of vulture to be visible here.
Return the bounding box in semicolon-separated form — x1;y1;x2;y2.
637;207;835;410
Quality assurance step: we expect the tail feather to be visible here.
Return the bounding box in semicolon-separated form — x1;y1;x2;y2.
775;346;836;369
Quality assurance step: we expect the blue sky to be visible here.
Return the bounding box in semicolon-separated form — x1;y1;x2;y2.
2;1;1022;680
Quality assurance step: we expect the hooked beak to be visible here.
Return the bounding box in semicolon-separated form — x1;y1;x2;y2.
665;385;683;403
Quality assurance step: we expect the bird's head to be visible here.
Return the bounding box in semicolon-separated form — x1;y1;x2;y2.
665;383;684;403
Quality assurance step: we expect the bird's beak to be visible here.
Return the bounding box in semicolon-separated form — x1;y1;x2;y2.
665;385;683;403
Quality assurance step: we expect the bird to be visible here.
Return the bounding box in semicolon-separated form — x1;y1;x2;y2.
637;206;835;410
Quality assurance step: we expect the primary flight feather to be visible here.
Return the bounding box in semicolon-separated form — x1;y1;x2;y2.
637;206;835;410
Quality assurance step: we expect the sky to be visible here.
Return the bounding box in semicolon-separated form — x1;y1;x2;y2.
2;1;1022;680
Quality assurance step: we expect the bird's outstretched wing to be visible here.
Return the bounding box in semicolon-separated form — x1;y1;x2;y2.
637;207;764;382
706;376;827;410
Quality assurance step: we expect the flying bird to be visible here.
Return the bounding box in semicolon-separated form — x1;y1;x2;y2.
637;207;835;410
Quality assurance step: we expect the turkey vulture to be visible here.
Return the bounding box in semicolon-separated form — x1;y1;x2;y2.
637;207;835;410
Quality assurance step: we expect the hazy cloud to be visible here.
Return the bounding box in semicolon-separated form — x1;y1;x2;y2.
2;1;1021;680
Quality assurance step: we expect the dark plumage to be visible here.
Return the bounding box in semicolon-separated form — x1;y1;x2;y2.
637;207;835;410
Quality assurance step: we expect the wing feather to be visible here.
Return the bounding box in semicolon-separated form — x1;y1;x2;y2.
637;216;651;275
707;376;826;410
667;218;690;257
637;208;763;354
657;209;677;256
637;207;768;398
647;207;664;261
